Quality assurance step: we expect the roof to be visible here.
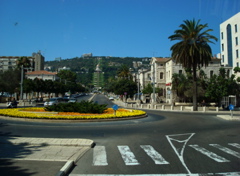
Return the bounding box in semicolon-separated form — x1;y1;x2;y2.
155;58;171;63
26;70;57;75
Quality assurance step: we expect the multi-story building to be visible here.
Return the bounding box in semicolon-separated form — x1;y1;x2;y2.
145;57;223;104
0;51;45;72
220;12;240;74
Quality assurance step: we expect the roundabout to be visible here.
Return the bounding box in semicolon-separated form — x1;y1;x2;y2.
0;107;147;121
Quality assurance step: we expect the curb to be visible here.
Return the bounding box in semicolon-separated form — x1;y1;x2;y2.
56;160;75;176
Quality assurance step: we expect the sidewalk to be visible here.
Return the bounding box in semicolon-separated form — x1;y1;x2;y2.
113;100;240;121
0;137;94;176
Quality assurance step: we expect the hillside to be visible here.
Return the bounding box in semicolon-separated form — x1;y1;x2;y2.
44;56;152;86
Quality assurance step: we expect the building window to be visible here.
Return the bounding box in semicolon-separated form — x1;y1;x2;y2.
227;24;233;67
222;44;224;51
160;72;163;79
210;70;214;78
237;50;239;58
236;37;238;45
237;62;239;67
221;32;223;39
222;55;224;63
179;70;182;74
235;24;238;33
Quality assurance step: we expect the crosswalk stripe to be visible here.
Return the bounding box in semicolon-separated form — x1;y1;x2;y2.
189;145;230;162
140;145;169;165
210;144;240;158
118;146;140;165
228;143;240;149
93;146;108;166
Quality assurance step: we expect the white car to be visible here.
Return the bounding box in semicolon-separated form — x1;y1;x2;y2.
68;98;77;103
44;98;62;106
109;97;114;101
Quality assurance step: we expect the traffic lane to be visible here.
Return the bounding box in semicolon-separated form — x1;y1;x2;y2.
91;94;115;108
0;110;239;141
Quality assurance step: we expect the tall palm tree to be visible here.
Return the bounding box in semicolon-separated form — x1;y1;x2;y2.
16;57;31;69
117;65;132;79
168;19;217;111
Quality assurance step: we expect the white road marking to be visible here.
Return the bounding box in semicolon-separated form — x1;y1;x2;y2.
228;143;240;149
166;133;195;174
189;145;230;162
118;146;140;165
210;144;240;158
69;171;240;176
140;145;169;165
93;146;108;166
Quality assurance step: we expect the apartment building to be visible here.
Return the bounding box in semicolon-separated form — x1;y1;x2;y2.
0;51;45;72
220;12;240;74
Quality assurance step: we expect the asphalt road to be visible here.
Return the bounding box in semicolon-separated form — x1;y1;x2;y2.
0;94;239;175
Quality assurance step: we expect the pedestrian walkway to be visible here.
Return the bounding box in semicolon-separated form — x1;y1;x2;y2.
0;137;94;176
90;143;240;166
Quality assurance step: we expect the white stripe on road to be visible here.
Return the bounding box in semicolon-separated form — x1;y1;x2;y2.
69;171;240;176
228;143;240;149
93;146;108;166
210;144;240;158
118;146;140;165
189;145;230;162
140;145;169;165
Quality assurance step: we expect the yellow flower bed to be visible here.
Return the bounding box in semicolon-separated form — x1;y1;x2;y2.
0;107;146;120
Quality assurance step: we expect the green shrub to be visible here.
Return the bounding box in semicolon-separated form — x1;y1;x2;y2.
44;100;107;114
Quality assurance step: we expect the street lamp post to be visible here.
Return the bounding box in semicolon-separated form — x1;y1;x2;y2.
20;65;23;100
152;63;156;104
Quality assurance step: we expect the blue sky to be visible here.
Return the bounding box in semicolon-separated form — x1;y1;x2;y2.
0;0;240;61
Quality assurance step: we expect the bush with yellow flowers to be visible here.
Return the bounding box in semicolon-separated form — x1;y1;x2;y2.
0;107;146;120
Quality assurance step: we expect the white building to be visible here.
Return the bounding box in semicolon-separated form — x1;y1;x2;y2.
26;70;58;81
141;57;223;104
220;12;240;74
0;51;45;72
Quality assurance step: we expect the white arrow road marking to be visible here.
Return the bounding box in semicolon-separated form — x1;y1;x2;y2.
210;144;240;158
228;143;240;149
166;133;195;174
189;145;230;162
69;171;240;176
140;145;169;165
118;146;140;165
93;146;108;166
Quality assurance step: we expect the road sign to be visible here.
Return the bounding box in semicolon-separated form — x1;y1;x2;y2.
112;105;119;110
229;104;234;110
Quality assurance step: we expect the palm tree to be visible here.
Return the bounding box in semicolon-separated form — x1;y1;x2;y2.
16;57;31;69
117;65;132;79
168;19;217;111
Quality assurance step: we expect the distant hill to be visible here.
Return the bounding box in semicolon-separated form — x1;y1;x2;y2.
44;56;152;86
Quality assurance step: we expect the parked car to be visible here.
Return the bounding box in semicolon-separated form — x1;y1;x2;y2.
68;98;77;103
44;97;63;106
109;97;114;101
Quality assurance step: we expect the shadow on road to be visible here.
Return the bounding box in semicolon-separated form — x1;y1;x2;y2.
0;122;47;176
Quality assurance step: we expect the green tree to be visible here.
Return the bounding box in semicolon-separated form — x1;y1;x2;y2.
23;79;35;99
168;19;217;111
113;79;137;97
117;65;132;79
57;70;77;83
171;73;190;102
0;69;21;95
205;68;239;105
16;57;31;69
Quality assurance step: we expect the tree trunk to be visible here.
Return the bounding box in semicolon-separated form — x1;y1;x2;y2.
192;65;198;111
